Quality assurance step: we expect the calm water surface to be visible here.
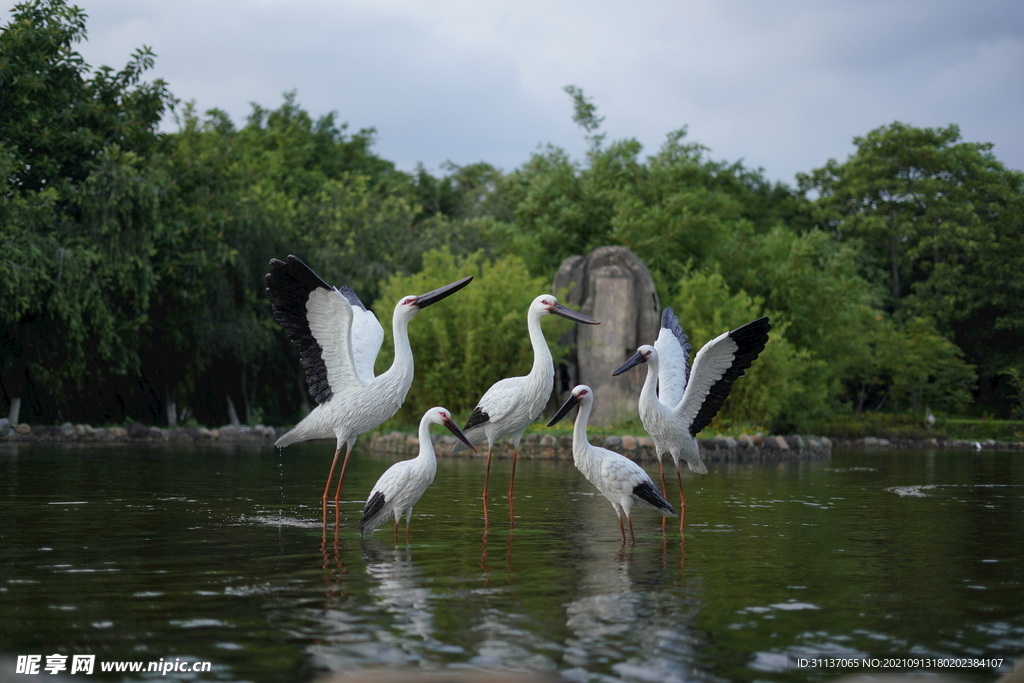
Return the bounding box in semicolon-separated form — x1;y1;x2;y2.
1;440;1022;682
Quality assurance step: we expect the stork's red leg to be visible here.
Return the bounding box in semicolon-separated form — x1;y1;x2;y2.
676;466;686;534
628;515;636;546
508;446;518;528
482;446;492;526
618;516;626;545
659;457;667;531
322;448;341;525
333;444;353;505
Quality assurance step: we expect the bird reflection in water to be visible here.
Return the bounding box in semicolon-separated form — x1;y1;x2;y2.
360;537;435;644
321;522;348;601
479;526;517;587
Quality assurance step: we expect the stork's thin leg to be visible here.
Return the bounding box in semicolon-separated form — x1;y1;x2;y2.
322;448;341;525
332;444;353;506
676;466;686;534
659;457;668;531
482;446;492;526
508;446;518;528
393;520;399;541
618;516;627;545
627;515;636;546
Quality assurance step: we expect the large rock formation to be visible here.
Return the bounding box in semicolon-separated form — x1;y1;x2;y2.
552;247;660;426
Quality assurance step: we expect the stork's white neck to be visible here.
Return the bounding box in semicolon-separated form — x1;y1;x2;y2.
639;355;660;409
526;307;554;384
572;395;593;462
380;306;416;392
416;415;438;462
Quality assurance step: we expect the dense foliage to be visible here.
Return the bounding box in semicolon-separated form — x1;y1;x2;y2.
2;1;1021;431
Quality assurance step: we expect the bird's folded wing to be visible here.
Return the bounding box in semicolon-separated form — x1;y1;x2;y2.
338;287;384;384
307;288;364;395
654;307;691;409
469;377;522;426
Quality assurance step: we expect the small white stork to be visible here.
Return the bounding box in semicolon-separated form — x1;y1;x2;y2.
359;406;476;539
451;294;599;522
547;385;676;545
265;255;472;518
612;310;770;530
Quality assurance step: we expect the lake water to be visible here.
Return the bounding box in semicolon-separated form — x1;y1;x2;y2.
1;440;1022;682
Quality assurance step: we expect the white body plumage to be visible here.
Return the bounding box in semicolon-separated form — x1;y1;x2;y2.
616;311;771;474
274;294;418;454
265;255;471;510
359;406;475;536
454;294;598;455
549;385;675;544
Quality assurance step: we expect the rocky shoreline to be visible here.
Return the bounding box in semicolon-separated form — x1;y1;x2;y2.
3;418;1021;457
0;419;280;443
367;431;834;464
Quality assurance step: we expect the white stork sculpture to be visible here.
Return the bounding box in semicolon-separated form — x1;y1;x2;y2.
359;406;476;538
548;384;676;545
265;255;472;519
612;309;770;530
452;294;599;524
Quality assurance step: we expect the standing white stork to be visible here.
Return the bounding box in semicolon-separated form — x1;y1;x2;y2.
265;255;472;519
359;406;476;538
612;310;770;531
451;294;599;523
547;385;676;545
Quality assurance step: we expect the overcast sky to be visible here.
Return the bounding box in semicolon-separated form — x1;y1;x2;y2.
7;0;1023;183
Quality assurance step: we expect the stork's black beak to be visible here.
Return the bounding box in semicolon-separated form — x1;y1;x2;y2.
442;416;477;452
551;302;599;325
415;276;473;308
547;393;580;427
612;351;647;376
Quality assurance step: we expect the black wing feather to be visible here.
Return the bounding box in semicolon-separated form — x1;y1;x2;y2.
337;286;368;311
633;480;675;514
265;255;336;405
689;317;771;437
463;406;490;432
358;490;387;534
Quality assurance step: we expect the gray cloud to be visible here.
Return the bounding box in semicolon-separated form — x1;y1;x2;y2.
5;0;1020;182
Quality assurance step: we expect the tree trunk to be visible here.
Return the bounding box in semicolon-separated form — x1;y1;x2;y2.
165;384;177;428
290;362;310;417
240;367;252;424
226;393;241;426
890;235;901;301
7;397;21;425
4;355;26;425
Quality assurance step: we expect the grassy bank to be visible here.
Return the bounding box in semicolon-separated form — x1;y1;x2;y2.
813;413;1024;442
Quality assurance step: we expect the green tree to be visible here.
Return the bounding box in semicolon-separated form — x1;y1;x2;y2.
0;0;173;424
803;122;1024;415
668;268;828;432
374;249;564;426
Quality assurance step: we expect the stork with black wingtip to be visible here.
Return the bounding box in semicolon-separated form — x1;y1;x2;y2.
548;384;676;545
612;310;770;531
359;406;476;539
452;294;599;525
265;255;472;521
